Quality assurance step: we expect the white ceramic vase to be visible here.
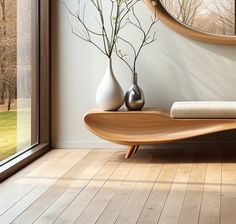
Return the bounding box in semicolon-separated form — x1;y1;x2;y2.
96;58;124;111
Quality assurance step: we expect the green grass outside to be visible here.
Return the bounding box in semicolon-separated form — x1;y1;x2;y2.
0;111;17;161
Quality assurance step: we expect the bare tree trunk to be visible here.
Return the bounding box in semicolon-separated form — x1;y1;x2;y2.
0;81;6;104
7;89;11;111
0;0;7;105
0;0;6;22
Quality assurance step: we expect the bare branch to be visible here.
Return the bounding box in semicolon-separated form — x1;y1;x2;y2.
115;44;133;73
116;3;159;74
64;2;103;37
67;16;108;56
64;0;145;59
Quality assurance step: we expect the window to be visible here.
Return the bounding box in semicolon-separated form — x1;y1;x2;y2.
0;0;50;181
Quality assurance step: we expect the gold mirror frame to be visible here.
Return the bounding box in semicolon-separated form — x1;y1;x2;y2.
144;0;236;45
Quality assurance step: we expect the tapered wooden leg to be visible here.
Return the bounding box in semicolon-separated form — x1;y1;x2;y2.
133;145;139;154
125;145;136;159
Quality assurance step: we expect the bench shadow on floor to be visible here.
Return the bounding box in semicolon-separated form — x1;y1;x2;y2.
120;145;236;164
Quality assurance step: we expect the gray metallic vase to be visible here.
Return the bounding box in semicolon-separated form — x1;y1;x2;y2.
125;73;145;111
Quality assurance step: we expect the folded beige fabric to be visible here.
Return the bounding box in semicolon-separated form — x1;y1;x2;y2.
170;101;236;119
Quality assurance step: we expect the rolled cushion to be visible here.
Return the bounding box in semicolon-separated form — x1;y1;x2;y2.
170;101;236;119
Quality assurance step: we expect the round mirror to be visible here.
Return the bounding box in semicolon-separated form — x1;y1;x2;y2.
160;0;235;36
144;0;236;44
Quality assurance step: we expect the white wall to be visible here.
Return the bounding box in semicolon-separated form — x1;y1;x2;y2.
51;0;236;149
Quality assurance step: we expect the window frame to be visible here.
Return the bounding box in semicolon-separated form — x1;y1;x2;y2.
0;0;51;182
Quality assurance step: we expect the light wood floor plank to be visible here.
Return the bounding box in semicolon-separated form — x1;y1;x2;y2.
114;158;164;224
137;162;180;224
157;161;193;224
198;162;222;224
33;151;124;224
97;153;164;224
1;149;236;224
73;151;153;224
10;150;112;224
53;152;137;224
0;150;90;224
0;149;64;186
0;150;67;204
53;153;137;224
221;162;236;224
0;150;89;217
178;163;207;224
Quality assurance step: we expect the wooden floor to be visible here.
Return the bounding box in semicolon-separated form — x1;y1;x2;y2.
1;148;236;224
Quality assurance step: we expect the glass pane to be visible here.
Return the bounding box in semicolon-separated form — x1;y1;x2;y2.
0;0;38;162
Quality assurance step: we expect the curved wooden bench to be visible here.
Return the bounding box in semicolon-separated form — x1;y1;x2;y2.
84;109;236;159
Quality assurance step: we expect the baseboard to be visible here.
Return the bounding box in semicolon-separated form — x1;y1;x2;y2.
52;141;126;149
52;140;236;150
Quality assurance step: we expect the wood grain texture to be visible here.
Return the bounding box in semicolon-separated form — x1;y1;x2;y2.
74;152;153;224
115;159;163;224
221;162;236;224
33;151;121;224
137;162;178;223
178;163;207;224
198;151;222;224
84;109;236;146
1;149;236;223
40;0;50;144
0;150;90;224
158;162;193;224
125;145;137;159
10;150;109;224
144;0;236;45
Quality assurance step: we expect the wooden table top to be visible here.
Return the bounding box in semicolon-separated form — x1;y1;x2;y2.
84;109;236;145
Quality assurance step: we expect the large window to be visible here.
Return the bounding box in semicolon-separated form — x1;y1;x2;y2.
0;0;38;162
0;0;50;181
